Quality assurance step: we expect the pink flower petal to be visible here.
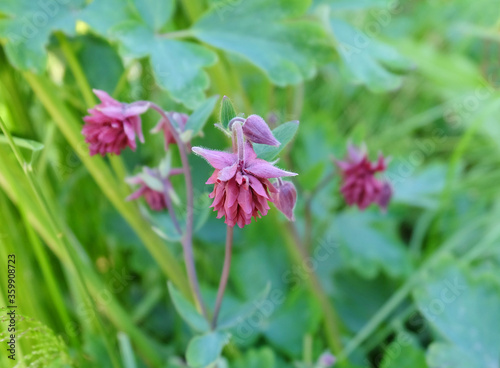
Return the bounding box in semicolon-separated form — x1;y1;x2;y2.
244;159;297;179
192;147;236;169
218;162;238;182
93;89;118;106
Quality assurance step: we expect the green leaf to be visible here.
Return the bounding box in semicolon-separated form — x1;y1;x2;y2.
331;211;411;278
253;121;299;161
79;0;137;36
390;164;447;209
167;282;210;333
81;0;217;108
72;35;125;93
186;331;231;368
0;135;44;152
0;0;85;72
233;348;276;368
185;95;219;137
220;96;237;128
413;256;500;368
380;337;428;368
137;172;163;192
263;289;322;358
114;23;217;108
329;19;412;91
131;0;174;32
217;283;271;331
333;271;401;333
314;0;392;11
193;0;333;85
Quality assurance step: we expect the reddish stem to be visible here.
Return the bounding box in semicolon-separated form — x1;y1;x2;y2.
148;103;208;320
212;225;234;329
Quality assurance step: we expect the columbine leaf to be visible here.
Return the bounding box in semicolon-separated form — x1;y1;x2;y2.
193;0;333;85
380;337;428;368
0;0;85;72
72;35;125;93
167;282;210;333
217;283;271;331
329;19;412;91
313;0;391;11
331;211;411;278
131;0;175;32
413;256;500;368
233;348;277;368
390;164;447;209
253;121;299;161
220;96;237;128
185;95;219;137
186;331;231;368
263;289;322;358
81;0;217;108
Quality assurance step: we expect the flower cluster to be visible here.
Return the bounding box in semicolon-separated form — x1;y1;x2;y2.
336;144;392;211
193;115;298;228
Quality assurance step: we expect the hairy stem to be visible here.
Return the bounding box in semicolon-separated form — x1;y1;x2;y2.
148;103;208;319
212;225;234;329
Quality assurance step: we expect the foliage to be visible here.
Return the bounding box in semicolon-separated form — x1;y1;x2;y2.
1;0;500;367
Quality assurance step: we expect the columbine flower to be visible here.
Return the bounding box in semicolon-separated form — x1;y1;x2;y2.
317;352;336;367
270;179;297;221
126;166;182;212
82;89;149;156
336;144;392;211
192;121;296;228
151;112;189;150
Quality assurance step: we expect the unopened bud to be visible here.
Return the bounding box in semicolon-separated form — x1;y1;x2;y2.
242;115;280;146
271;180;297;221
317;352;336;367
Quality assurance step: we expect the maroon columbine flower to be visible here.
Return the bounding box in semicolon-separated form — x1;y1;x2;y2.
270;179;297;221
192;121;296;228
336;144;392;211
82;89;149;156
151;112;189;150
126;166;183;212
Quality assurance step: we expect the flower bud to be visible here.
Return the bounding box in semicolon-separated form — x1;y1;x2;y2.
271;180;297;221
377;181;392;211
317;352;336;367
242;115;280;146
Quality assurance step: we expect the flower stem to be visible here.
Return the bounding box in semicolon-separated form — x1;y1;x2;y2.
304;170;336;251
212;225;234;329
281;219;344;359
160;29;195;39
148;103;208;319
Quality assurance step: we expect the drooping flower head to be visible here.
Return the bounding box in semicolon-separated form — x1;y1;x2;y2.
336;144;392;211
192;115;297;228
151;111;190;150
126;165;183;212
82;89;149;156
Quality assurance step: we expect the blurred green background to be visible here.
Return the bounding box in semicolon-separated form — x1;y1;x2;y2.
0;0;500;367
